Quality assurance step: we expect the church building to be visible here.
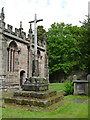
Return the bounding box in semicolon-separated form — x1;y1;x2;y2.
0;8;49;89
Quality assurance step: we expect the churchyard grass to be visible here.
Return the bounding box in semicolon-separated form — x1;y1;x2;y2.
49;83;65;93
1;83;89;118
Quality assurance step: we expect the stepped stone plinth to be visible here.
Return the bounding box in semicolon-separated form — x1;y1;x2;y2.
14;90;57;99
4;77;63;108
22;77;49;91
5;90;63;107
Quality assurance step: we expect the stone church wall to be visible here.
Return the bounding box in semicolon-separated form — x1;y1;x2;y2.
0;8;49;89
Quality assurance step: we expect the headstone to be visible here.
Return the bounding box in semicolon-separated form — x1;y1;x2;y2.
73;75;77;81
87;74;90;82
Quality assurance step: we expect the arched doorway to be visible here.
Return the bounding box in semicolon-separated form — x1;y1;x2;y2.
20;70;25;87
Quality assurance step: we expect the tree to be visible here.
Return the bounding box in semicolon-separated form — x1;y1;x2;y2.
37;25;46;43
79;16;90;73
47;22;85;75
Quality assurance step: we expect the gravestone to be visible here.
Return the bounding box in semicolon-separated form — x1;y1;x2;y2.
87;74;90;83
73;75;77;81
87;74;90;96
73;75;88;95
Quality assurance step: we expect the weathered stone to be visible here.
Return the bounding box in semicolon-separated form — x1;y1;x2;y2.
4;97;16;103
13;90;57;100
73;75;77;81
4;93;63;107
22;99;30;105
74;80;88;95
16;99;22;105
55;96;59;103
87;74;90;82
0;8;49;90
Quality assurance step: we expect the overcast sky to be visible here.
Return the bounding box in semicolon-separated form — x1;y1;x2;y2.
0;0;89;35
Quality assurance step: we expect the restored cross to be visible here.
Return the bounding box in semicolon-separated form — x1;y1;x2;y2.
29;14;43;59
29;14;43;76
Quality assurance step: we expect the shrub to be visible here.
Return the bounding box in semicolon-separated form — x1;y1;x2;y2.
64;81;74;95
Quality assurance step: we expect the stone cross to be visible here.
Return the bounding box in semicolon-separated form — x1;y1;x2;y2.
29;14;43;76
29;14;43;58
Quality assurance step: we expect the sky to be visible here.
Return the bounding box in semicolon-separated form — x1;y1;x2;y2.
0;0;89;35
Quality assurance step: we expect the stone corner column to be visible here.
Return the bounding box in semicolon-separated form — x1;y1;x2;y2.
44;54;49;84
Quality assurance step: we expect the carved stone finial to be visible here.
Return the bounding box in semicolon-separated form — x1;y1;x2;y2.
1;7;5;21
20;21;23;30
1;7;4;14
29;23;33;33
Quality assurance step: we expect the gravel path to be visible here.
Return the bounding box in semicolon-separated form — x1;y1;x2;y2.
72;99;87;103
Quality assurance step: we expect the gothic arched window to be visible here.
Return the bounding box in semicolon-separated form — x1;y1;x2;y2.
7;41;18;72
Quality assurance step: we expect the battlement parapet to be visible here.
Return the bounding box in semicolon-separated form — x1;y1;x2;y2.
0;9;46;48
1;22;46;48
0;21;5;29
3;23;26;40
7;24;13;33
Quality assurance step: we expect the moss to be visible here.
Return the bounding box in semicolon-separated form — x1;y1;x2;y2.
22;99;30;105
16;99;22;105
51;99;55;104
4;97;16;103
33;101;39;106
55;96;60;103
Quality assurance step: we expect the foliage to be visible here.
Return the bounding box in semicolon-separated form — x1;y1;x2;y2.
47;22;84;74
79;16;90;73
37;25;46;42
47;20;90;75
64;81;74;95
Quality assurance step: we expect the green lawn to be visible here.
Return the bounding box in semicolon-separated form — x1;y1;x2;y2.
1;83;89;119
49;83;65;93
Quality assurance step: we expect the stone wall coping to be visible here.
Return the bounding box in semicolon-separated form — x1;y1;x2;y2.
73;80;88;83
3;31;29;45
